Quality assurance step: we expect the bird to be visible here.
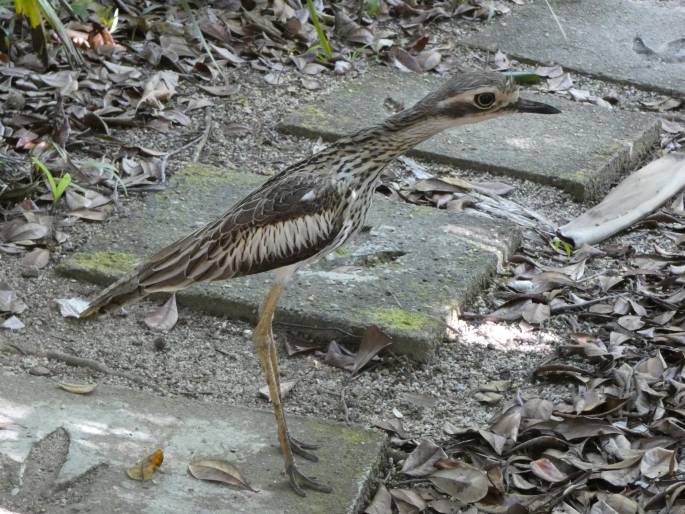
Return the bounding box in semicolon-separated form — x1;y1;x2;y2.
78;71;560;496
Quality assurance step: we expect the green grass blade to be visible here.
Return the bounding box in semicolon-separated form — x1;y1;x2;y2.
36;0;85;67
306;0;332;60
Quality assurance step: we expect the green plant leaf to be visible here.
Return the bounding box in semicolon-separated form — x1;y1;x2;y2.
306;0;332;60
35;0;85;67
503;71;542;85
54;173;71;201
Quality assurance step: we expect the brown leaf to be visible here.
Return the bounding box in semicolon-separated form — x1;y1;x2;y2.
258;380;297;401
136;71;178;109
429;462;489;503
127;448;164;481
490;405;522;442
144;294;178;332
401;439;448;477
390;488;427;511
530;458;568;483
640;447;675;479
352;325;393;375
188;459;256;491
365;484;392;514
21;248;49;269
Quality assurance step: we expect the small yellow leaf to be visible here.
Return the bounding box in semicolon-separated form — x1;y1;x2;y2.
58;382;97;395
127;448;164;481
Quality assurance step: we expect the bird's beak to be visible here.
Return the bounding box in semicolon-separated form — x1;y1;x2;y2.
515;98;561;114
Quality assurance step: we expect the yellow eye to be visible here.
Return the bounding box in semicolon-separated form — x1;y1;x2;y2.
474;92;496;109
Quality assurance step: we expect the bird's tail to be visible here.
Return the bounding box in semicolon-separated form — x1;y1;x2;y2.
79;268;147;318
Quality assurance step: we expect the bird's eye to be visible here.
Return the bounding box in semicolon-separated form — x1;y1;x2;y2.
474;92;496;109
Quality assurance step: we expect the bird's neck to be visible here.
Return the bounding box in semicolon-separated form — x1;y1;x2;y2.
335;115;454;171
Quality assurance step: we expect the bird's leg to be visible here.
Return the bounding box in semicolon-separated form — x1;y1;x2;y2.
254;282;332;496
266;327;320;461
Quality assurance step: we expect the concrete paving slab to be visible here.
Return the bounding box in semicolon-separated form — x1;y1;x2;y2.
57;164;520;362
465;0;685;97
278;68;659;200
0;371;385;514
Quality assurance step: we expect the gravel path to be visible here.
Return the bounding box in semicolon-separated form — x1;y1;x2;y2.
0;5;675;488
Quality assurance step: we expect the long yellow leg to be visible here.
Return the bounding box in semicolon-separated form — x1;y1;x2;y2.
266;327;320;462
253;282;331;496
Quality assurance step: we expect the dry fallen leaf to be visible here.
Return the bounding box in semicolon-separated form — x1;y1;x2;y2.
351;325;393;375
144;294;178;332
640;447;675;479
530;457;568;483
1;316;25;330
365;484;392;514
188;459;257;491
55;297;90;318
58;382;97;395
401;439;448;477
127;448;164;481
429;462;489;503
258;380;297;401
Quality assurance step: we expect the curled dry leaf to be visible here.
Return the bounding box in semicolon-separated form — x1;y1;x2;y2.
429;462;489;503
55;297;90;318
389;488;427;511
639;447;675;479
21;248;50;269
58;382;97;395
365;484;392;514
258;379;297;401
188;459;257;491
352;325;393;375
0;283;27;314
401;439;448;477
127;448;164;481
1;316;25;330
144;294;178;332
530;457;568;483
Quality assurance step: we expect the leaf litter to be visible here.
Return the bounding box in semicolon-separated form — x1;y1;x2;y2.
378;158;685;512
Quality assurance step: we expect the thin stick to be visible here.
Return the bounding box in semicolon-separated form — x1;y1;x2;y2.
192;110;212;163
9;342;163;393
543;0;568;42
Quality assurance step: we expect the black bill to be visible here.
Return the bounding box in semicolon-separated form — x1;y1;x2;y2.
515;98;561;114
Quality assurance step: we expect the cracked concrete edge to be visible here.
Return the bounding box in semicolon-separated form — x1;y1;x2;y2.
55;260;441;361
56;217;516;364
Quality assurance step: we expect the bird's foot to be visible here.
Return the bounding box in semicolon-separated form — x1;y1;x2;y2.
286;463;332;497
289;435;319;462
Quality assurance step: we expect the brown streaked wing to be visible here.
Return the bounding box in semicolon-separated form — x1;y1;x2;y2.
136;172;343;292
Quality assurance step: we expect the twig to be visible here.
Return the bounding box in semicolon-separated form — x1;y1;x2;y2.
45;350;164;393
543;0;568;42
9;342;163;393
340;381;351;425
192;110;212;163
550;294;622;314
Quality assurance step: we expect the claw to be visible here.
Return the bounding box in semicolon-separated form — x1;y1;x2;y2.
289;435;319;461
287;463;332;496
290;435;319;450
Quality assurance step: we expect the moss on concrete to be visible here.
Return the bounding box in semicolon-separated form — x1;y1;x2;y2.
70;251;138;276
365;307;438;331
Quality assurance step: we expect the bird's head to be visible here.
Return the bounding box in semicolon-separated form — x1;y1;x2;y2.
387;71;560;133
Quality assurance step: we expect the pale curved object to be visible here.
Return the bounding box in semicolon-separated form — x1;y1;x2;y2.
557;153;685;247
